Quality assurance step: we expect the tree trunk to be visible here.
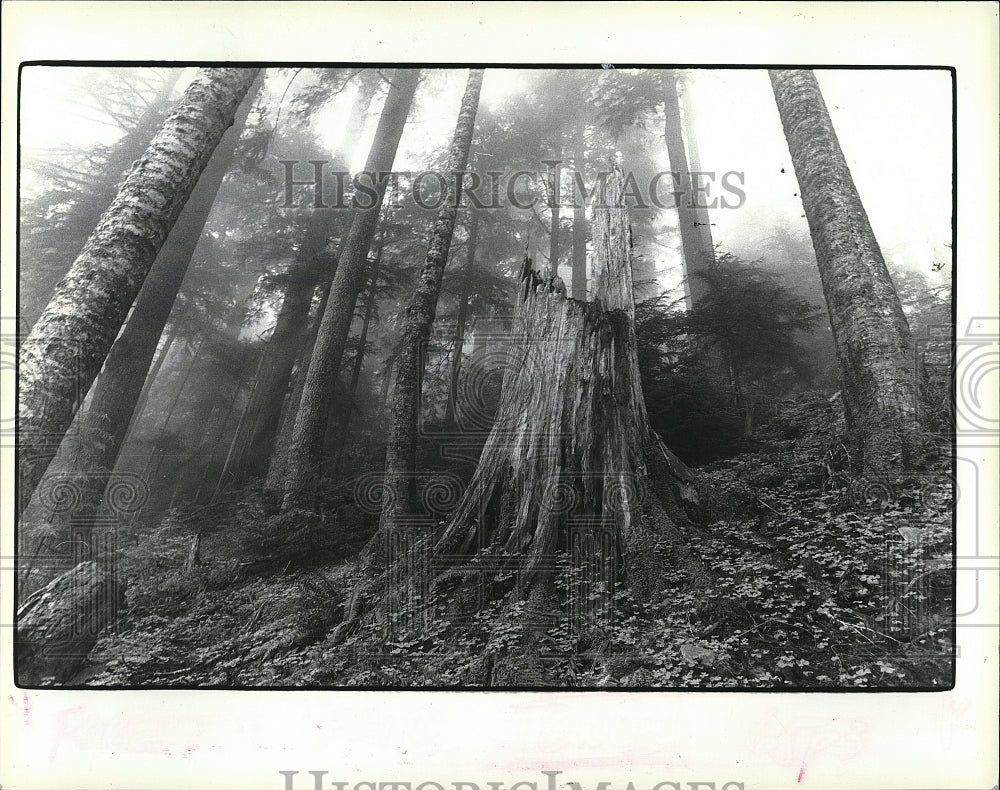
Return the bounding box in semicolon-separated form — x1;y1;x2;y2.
138;335;206;517
379;68;484;533
333;227;387;472
18;67;260;520
547;149;562;275
264;278;333;498
24;73;262;557
224;217;334;484
445;209;479;424
677;71;716;268
572;126;588;300
127;320;179;444
340;69;380;165
769;69;917;473
282;69;420;510
336;165;706;687
660;69;713;309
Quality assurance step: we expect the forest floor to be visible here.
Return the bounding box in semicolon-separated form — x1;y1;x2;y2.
80;393;954;689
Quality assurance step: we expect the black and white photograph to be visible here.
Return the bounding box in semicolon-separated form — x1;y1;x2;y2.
14;61;958;689
2;2;997;789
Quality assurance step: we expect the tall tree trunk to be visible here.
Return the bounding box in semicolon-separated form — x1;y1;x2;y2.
127;320;180;444
379;68;484;532
263;278;332;499
137;335;206;518
18;67;260;520
677;71;716;268
24;73;262;556
282;69;420;510
547;149;562;276
334;164;706;683
445;209;479;424
660;69;713;309
769;69;917;474
339;69;381;165
572;126;588;301
333;227;387;473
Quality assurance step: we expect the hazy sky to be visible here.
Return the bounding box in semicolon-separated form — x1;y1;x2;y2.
21;66;953;296
313;67;953;293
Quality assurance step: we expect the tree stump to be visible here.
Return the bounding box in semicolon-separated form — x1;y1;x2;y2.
339;163;708;685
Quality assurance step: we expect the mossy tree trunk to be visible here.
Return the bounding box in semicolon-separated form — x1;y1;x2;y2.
18;67;260;520
22;73;262;565
769;69;917;474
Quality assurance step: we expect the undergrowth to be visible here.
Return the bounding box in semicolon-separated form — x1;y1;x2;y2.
80;392;953;689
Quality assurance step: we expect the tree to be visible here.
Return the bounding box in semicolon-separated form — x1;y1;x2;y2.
282;69;421;510
769;69;918;473
18;68;261;520
22;73;264;560
379;68;484;535
571;124;588;300
641;254;822;443
334;165;706;686
20;69;182;333
676;71;717;270
223;70;381;486
660;69;715;308
444;208;479;424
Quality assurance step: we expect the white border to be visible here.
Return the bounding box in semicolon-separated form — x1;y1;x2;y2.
2;3;997;789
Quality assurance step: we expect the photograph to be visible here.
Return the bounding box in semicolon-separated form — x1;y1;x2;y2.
1;4;997;790
15;64;956;689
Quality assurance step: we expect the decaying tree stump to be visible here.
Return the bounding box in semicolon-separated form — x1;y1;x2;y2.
336;163;708;684
16;560;121;685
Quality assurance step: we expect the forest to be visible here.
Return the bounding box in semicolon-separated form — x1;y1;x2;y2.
15;66;954;688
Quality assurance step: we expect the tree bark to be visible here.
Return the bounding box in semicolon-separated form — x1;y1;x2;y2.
333;226;387;473
677;71;716;270
18;67;260;520
445;209;479;424
282;69;420;510
24;73;262;556
660;69;713;309
571;126;588;300
547;149;562;276
769;69;917;473
336;165;706;686
263;277;334;498
379;68;484;532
